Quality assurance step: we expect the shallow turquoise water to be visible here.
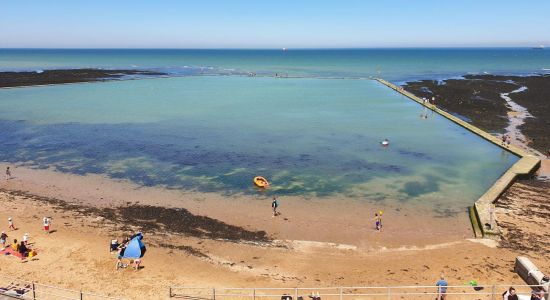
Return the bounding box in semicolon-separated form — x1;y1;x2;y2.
0;76;518;207
1;48;549;81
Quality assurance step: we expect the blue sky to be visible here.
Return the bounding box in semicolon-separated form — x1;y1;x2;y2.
1;0;548;48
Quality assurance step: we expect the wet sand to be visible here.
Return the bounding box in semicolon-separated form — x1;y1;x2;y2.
0;163;471;248
0;185;546;299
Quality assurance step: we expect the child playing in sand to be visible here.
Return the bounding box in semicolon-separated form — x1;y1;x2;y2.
8;218;16;230
11;239;19;251
43;217;51;233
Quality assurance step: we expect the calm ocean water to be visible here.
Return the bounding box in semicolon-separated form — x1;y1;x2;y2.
1;48;549;81
0;48;540;207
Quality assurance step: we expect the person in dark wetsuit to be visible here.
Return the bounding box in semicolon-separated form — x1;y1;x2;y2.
271;197;279;217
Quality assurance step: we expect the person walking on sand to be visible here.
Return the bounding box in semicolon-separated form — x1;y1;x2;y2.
373;213;382;231
435;274;448;300
271;196;279;217
506;136;511;147
5;166;11;180
8;218;16;231
22;233;29;245
43;217;51;234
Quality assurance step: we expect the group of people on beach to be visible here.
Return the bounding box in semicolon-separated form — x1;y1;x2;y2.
0;217;51;259
435;274;547;300
501;135;512;147
421;96;436;106
111;231;143;271
502;286;547;300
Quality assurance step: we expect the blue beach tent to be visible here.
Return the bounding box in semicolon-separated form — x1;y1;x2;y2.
122;236;146;259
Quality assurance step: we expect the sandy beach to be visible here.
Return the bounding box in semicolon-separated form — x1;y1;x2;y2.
0;182;547;299
0;71;548;299
0;163;472;249
0;158;548;299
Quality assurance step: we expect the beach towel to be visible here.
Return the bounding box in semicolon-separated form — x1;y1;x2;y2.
0;247;37;259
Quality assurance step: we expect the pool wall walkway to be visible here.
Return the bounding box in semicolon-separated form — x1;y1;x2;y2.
375;78;541;239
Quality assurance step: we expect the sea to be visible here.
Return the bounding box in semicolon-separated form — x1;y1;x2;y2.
0;48;548;208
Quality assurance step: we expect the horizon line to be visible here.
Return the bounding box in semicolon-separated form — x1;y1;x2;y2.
0;46;546;50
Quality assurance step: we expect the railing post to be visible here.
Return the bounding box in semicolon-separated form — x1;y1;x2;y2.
253;288;256;300
339;287;343;300
294;288;298;300
213;288;216;300
169;286;172;298
32;283;36;300
387;287;391;300
491;285;496;300
80;290;83;300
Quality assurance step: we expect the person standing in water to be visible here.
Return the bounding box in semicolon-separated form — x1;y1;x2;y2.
271;196;279;217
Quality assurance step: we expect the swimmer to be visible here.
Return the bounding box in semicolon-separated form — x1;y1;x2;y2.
381;139;390;147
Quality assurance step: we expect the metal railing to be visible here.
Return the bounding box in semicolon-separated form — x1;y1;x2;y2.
169;285;549;300
0;274;124;300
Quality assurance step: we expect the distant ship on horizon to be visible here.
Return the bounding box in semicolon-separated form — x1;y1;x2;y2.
532;45;545;50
